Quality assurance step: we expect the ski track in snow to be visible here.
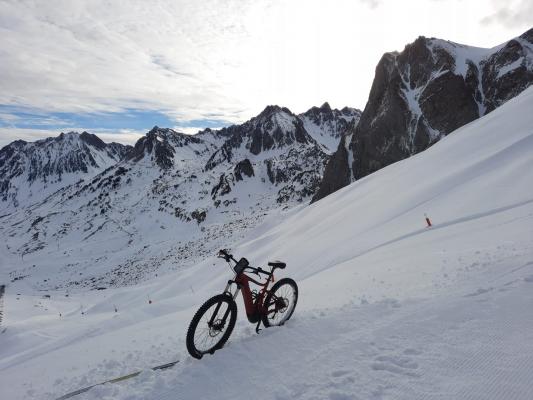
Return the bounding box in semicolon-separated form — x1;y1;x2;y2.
76;267;533;400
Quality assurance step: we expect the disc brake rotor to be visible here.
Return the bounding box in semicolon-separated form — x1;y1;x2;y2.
275;297;288;313
209;319;224;337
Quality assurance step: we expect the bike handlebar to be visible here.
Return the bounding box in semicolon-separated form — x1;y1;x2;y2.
217;250;270;276
217;249;235;263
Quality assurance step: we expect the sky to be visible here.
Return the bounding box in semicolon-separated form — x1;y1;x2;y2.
0;0;532;147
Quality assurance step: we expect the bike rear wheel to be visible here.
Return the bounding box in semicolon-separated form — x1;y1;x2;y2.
262;278;298;327
186;294;237;359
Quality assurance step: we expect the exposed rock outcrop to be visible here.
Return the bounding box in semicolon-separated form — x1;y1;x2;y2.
313;28;533;202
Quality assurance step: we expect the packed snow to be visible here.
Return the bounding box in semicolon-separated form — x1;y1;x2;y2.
1;87;533;399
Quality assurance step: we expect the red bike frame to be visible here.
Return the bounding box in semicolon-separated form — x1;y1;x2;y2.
224;269;275;323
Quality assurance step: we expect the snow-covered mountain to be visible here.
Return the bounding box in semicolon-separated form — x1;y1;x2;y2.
313;28;533;201
1;85;532;400
0;104;360;289
0;132;131;213
299;102;361;154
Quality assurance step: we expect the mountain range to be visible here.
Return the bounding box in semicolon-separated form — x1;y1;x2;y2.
0;104;360;289
0;28;531;290
0;132;131;213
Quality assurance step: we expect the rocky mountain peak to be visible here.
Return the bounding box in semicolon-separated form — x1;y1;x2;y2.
127;128;176;169
302;102;334;121
0;131;132;212
146;125;176;140
205;105;313;170
299;103;362;154
319;102;332;111
257;105;292;119
312;28;533;203
79;131;106;150
340;106;359;117
127;126;207;169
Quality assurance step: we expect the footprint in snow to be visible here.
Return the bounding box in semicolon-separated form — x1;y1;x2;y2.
371;355;420;377
328;391;356;400
524;275;533;282
331;369;351;378
403;348;422;356
375;355;418;369
464;287;493;297
328;370;356;386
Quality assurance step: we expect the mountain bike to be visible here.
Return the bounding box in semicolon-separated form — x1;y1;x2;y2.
186;249;298;359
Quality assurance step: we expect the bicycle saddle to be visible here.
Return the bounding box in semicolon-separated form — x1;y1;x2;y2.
268;261;286;269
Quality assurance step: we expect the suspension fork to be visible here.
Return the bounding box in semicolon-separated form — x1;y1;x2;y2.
208;279;241;327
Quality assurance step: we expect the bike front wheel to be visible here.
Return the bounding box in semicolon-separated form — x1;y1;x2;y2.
262;278;298;328
186;294;237;359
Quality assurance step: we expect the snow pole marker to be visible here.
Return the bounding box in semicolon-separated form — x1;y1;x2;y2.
0;285;4;327
425;213;432;227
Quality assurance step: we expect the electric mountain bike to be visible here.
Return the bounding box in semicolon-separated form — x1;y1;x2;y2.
186;249;298;359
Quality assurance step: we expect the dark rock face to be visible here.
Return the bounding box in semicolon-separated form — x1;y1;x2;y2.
107;142;132;160
481;32;533;113
191;209;207;224
205;106;313;170
351;51;416;180
299;103;362;153
79;131;106;150
313;28;533;202
211;173;232;198
419;71;480;134
234;159;254;181
127;126;203;169
311;134;352;202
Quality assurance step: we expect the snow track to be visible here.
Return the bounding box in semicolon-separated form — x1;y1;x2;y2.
77;262;533;400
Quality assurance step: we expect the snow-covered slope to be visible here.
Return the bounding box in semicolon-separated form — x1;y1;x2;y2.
0;105;359;290
0;132;131;213
1;86;532;400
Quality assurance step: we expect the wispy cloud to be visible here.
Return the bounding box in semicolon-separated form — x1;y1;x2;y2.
0;105;179;130
0;106;73;128
0;0;526;145
358;0;382;9
480;0;533;29
0;0;260;124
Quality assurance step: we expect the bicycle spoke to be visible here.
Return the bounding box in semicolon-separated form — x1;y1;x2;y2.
193;301;231;353
265;282;296;326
